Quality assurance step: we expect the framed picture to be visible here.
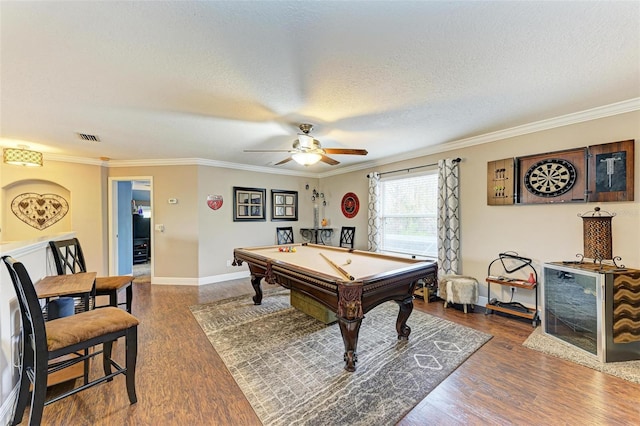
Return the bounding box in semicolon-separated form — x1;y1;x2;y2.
587;139;634;202
233;187;266;222
271;189;298;221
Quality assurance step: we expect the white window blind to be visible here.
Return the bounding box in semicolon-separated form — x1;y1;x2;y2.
379;171;438;257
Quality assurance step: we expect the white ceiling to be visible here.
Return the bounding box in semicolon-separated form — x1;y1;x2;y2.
1;1;639;174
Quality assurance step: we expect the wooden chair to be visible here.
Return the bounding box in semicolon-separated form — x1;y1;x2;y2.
339;226;355;249
49;238;133;312
2;256;139;426
276;227;295;245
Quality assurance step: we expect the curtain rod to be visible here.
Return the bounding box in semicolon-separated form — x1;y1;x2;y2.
367;157;461;178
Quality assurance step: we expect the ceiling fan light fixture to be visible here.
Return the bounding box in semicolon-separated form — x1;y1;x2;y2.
297;133;314;148
292;152;322;166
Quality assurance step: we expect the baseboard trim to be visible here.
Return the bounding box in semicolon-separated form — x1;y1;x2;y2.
151;270;250;286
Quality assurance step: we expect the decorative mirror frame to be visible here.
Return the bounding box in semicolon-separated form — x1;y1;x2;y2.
233;187;266;222
271;189;298;221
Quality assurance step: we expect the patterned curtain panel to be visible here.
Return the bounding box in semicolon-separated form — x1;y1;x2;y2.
438;159;460;275
367;172;381;252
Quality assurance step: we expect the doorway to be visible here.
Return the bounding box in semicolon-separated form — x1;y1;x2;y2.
108;176;153;280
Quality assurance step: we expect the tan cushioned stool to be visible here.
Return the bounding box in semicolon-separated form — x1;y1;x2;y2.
46;306;139;351
438;274;479;314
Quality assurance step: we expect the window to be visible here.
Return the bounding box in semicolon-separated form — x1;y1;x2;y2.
379;171;438;257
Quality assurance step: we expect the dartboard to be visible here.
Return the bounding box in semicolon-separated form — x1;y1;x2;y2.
524;158;577;197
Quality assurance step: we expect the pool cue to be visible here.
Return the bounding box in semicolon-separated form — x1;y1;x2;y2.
319;253;354;281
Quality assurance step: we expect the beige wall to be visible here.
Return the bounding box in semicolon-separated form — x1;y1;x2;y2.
0;160;106;274
109;166;199;279
197;166;319;280
332;111;640;306
2;111;637;295
109;165;320;282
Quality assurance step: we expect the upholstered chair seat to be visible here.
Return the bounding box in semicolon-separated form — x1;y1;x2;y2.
46;306;139;351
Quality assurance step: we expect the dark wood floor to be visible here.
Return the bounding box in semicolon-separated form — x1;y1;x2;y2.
18;278;640;425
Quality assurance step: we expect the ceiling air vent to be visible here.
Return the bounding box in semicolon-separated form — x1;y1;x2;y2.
77;133;100;142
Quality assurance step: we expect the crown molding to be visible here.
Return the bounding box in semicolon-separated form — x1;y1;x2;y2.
40;98;639;178
319;97;640;178
105;157;318;177
43;153;106;166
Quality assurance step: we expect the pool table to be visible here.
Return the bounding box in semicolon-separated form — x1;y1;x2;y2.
233;243;437;371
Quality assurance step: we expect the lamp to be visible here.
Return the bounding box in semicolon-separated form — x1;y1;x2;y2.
3;146;43;167
292;152;322;166
577;207;624;269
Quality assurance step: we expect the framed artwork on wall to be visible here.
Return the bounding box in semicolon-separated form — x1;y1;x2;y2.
233;187;266;222
271;190;298;221
587;139;634;202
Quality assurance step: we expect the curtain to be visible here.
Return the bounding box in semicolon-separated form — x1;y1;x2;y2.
437;159;460;275
367;172;381;252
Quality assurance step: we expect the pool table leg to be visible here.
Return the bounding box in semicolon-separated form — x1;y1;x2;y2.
250;274;263;305
395;296;414;339
338;317;362;372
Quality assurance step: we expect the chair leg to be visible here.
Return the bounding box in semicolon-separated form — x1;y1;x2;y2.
103;341;113;382
28;351;49;426
11;343;33;426
125;327;138;404
83;347;90;385
109;290;118;309
125;284;133;313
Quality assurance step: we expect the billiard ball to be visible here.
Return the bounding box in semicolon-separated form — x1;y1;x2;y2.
346;259;352;264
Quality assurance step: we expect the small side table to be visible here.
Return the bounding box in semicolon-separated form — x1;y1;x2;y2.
299;228;334;244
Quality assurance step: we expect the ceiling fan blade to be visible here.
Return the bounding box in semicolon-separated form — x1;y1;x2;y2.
275;157;293;165
323;148;368;156
244;149;292;153
320;155;340;165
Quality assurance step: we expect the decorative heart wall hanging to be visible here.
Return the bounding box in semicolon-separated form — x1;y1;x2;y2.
11;193;69;230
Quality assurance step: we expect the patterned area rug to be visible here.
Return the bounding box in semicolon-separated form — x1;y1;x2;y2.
190;290;492;426
523;327;640;384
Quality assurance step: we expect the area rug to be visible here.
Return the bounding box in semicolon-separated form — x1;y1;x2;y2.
190;290;492;426
523;327;640;384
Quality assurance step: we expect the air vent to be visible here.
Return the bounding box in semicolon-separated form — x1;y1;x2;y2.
77;133;100;142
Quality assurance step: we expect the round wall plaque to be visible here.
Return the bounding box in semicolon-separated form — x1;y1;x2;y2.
207;195;223;210
341;192;359;218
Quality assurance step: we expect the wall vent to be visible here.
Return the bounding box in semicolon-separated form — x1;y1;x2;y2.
76;133;100;142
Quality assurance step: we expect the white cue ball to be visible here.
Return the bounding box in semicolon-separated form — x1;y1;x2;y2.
346;259;352;264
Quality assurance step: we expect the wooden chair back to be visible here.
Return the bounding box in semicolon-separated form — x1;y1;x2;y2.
276;227;295;245
339;227;356;249
2;255;139;425
49;238;88;275
3;256;48;357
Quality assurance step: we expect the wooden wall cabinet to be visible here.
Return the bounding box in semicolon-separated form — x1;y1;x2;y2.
486;139;635;206
487;158;515;205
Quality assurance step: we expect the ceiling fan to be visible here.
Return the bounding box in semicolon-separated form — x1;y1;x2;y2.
244;123;368;166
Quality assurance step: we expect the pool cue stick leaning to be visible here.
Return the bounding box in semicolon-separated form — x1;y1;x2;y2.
319;253;355;281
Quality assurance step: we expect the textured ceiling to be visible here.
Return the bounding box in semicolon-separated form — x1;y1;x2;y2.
1;1;639;173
